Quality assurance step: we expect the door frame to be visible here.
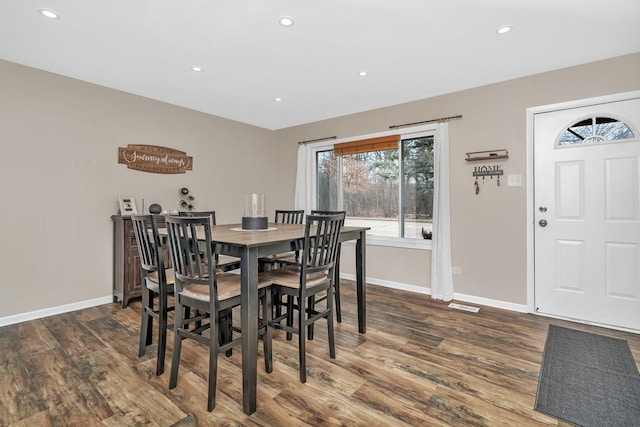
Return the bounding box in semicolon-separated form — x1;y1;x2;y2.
526;90;640;318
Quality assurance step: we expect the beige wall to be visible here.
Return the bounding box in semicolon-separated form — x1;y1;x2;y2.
274;53;640;306
0;60;277;319
2;53;639;321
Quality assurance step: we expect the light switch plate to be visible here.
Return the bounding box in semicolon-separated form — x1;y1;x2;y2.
507;174;522;187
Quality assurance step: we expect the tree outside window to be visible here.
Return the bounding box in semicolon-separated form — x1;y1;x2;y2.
316;134;434;239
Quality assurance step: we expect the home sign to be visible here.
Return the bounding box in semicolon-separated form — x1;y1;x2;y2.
118;144;193;174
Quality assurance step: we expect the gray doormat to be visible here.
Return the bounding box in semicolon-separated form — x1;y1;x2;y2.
535;325;640;426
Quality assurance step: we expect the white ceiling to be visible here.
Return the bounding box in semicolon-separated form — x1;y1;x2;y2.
1;1;639;130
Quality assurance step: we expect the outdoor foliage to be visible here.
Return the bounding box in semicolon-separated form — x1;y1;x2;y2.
317;135;434;221
402;136;434;219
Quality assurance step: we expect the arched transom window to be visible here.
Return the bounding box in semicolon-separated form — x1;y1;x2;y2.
557;115;636;146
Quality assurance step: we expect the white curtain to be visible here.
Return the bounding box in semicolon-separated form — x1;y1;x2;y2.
430;121;454;301
294;143;313;213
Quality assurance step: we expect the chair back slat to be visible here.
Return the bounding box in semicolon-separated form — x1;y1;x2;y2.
309;210;345;266
272;210;305;260
302;213;344;277
275;209;304;224
165;215;220;305
131;215;165;274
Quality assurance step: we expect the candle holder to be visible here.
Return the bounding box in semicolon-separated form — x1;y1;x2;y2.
241;193;268;230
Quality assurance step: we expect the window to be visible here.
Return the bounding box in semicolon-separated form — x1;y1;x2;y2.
557;115;636;146
316;131;434;242
401;135;434;238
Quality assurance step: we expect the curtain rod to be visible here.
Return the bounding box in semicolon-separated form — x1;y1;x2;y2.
389;114;462;129
298;135;337;145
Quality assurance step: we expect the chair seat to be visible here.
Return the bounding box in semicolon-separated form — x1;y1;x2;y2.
216;255;240;268
147;268;175;289
261;266;328;289
260;251;298;262
213;255;241;273
180;273;272;302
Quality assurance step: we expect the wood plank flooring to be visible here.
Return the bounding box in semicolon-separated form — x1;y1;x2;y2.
1;281;639;426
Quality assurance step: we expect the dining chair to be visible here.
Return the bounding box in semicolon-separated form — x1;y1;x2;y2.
131;214;174;376
165;215;273;411
259;209;306;325
178;210;240;272
310;210;346;325
262;213;344;383
275;209;305;225
259;209;305;270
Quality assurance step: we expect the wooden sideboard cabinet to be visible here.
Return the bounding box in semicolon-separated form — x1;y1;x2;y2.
112;215;141;308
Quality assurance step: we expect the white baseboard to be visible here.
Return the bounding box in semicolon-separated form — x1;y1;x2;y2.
452;292;527;313
0;295;114;327
340;274;527;313
344;274;430;295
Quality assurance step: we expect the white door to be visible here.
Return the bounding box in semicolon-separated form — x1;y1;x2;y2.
534;95;640;331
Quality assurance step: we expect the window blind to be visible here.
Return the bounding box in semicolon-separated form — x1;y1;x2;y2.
333;135;399;156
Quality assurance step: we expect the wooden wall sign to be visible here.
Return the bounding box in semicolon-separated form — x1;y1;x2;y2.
118;144;193;174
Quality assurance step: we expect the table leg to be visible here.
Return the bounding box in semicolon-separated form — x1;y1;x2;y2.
356;231;366;333
241;247;259;415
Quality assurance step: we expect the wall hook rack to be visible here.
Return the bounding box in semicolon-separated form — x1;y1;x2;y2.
465;149;508;162
472;165;503;193
473;164;504;178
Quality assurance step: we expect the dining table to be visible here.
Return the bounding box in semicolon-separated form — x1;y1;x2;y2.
161;221;369;415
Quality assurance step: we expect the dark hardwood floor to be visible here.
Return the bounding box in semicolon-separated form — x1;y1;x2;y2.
1;281;639;426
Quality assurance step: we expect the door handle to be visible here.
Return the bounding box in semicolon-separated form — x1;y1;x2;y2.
539;219;548;227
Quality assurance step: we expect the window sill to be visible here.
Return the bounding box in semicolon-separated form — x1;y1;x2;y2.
343;234;432;250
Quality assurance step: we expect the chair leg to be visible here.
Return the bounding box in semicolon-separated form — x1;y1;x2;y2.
207;315;220;412
286;296;294;341
156;294;168;376
308;295;315;340
226;310;233;357
327;284;336;359
274;288;283;319
298;296;307;383
138;287;151;357
147;299;155;346
195;309;202;330
334;268;342;323
219;309;233;357
169;302;184;390
263;290;273;373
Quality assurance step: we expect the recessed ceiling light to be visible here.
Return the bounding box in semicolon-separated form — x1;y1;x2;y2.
39;9;60;19
191;66;203;72
275;97;283;102
279;16;294;27
358;71;369;77
496;25;513;35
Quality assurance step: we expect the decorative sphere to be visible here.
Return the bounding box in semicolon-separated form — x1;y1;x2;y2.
149;203;162;214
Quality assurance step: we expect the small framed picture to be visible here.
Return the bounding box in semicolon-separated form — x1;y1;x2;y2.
118;195;138;215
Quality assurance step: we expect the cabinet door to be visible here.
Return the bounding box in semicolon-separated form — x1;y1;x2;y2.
126;252;142;294
126;226;142;290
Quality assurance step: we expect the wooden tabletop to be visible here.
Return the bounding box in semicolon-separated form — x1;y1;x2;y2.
211;223;307;246
159;222;369;248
